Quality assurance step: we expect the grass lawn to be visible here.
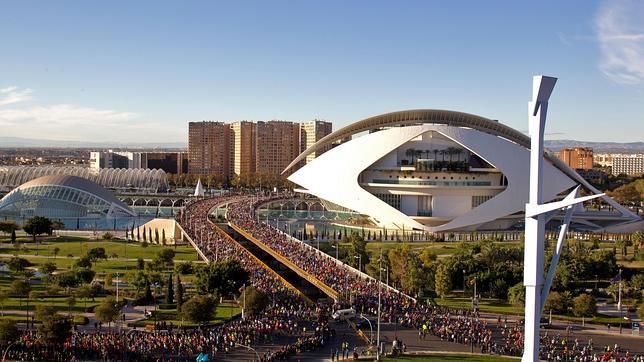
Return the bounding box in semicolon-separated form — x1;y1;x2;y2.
382;353;516;361
434;297;522;315
130;301;242;327
0;237;199;261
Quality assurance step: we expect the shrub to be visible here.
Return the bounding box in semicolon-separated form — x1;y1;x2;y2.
572;294;596;317
102;232;114;241
73;315;89;325
181;295;218;323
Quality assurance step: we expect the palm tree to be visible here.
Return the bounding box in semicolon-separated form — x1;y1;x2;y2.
405;148;417;164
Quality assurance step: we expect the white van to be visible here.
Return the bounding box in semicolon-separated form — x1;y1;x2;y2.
332;308;356;321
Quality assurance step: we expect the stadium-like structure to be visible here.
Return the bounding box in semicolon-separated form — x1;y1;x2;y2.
0;166;168;192
0;175;135;219
285;109;640;232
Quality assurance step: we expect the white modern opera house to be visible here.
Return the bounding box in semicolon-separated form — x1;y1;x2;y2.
284;110;640;232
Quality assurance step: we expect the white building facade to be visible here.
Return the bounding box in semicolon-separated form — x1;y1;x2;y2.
285;110;640;232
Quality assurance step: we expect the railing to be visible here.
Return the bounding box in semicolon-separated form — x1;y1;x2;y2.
229;222;340;301
371;179;492;187
270;223;416;302
175;222;210;263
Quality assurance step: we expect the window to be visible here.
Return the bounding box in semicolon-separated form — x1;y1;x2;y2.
472;195;493;207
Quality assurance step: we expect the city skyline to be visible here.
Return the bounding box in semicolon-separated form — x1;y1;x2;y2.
1;0;643;143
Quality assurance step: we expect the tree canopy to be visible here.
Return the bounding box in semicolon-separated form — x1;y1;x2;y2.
23;216;53;240
195;259;249;297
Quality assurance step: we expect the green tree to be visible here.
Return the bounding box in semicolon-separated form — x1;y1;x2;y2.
75;268;96;284
40;262;57;277
37;315;72;344
175;275;184;310
35;304;57;322
66;296;76;316
7;256;32;273
181;294;218;323
74;285;93;310
94;296;121;329
137;258;145;270
56;272;81;289
0;290;8;316
74;256;93;269
23;216;53;241
51;221;65;235
154;249;176;268
86;247;107;262
0;320;20;347
53;247;60;258
129;270;150;295
10;279;31;307
544;291;570;314
345;233;369;271
508;282;525;306
165;273;174;304
435;261;452;298
104;273;113;287
0;221;19;235
241;286;269;316
572;294;596;317
195;259;249;297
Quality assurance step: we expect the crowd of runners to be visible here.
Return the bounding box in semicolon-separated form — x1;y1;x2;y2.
4;193;642;361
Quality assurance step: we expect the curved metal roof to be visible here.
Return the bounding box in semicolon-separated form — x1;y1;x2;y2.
283;109;531;174
12;175;131;211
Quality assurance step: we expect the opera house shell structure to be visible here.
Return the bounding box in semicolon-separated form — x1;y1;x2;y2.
285;110;640;232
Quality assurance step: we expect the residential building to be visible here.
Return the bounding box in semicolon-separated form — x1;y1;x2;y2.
300;120;333;163
256;121;301;174
188;121;230;176
555;147;593;170
612;154;644;175
230;121;256;177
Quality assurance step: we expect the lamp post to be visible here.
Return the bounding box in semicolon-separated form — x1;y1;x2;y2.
354;255;362;272
236;343;260;361
332;242;339;260
359;314;374;343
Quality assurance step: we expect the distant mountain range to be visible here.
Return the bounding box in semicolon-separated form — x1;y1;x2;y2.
0;136;187;149
0;136;642;153
544;140;644;153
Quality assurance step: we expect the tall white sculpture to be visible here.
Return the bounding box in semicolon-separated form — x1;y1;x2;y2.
194;178;205;197
522;75;603;362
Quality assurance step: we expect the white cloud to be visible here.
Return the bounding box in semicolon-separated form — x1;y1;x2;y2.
596;0;644;84
0;86;34;106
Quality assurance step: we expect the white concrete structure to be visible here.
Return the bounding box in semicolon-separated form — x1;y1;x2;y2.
194;178;205;197
285;110;639;232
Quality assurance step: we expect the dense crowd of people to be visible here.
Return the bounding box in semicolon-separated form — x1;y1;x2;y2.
225;194;643;362
5;193;642;361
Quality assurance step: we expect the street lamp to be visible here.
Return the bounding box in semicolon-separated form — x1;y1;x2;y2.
332;242;339;260
359;314;374;343
354;255;362;272
236;343;260;361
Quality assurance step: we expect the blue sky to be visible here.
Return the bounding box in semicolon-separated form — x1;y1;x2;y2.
0;0;643;143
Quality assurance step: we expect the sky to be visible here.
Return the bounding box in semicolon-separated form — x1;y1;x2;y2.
0;0;643;143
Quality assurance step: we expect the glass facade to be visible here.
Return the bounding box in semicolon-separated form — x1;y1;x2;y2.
0;166;168;192
0;184;134;219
